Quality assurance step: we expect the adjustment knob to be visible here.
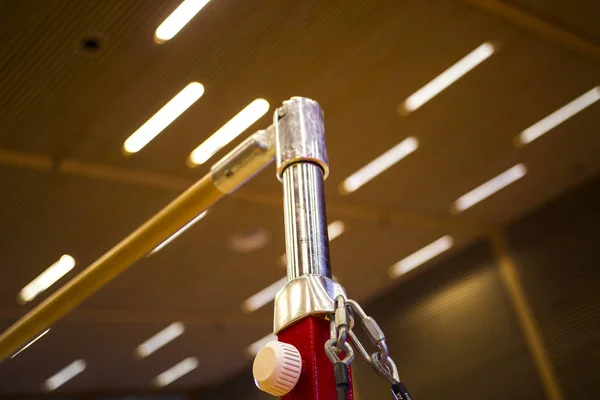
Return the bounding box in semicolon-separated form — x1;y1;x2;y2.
253;341;302;396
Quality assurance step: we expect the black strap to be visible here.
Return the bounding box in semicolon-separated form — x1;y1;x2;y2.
334;362;349;400
391;382;412;400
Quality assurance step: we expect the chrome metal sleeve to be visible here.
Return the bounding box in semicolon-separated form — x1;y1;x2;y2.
283;163;331;280
275;97;329;181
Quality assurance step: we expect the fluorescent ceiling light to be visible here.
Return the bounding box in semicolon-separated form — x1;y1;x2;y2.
154;357;199;387
401;42;495;113
188;99;270;166
155;0;212;43
136;322;185;358
149;211;208;255
278;221;345;267
123;82;204;154
246;334;277;358
11;329;50;359
341;137;418;194
327;220;345;241
517;86;600;145
389;235;453;278
19;255;76;304
242;277;286;313
44;359;86;391
453;164;527;212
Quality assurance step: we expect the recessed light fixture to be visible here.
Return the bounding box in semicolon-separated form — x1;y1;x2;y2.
123;82;204;154
188;99;270;166
44;359;86;392
278;221;346;267
389;235;453;278
80;36;102;53
10;329;50;359
400;42;495;113
149;211;208;255
340;137;418;194
155;0;212;43
453;164;527;212
517;86;600;146
246;334;277;358
19;255;76;304
154;357;199;387
136;322;185;358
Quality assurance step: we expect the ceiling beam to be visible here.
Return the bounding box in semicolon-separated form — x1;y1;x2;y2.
0;146;490;235
459;0;600;60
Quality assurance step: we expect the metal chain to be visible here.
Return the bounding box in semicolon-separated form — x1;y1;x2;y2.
325;296;354;366
325;296;354;400
344;299;400;383
326;295;412;399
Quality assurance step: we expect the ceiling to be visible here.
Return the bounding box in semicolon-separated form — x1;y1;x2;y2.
0;0;599;395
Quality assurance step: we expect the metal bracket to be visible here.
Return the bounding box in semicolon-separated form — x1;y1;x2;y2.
273;274;346;334
211;125;276;194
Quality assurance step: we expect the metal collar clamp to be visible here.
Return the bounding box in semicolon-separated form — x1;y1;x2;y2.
273;274;346;334
275;97;329;181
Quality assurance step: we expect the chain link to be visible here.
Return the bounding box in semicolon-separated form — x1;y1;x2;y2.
372;352;400;384
334;296;349;350
325;296;354;366
326;296;401;384
346;299;394;376
326;295;411;398
325;337;354;365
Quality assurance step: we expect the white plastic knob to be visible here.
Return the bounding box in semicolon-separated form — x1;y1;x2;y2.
252;341;302;396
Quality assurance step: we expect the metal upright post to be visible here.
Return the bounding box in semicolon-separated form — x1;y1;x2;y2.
273;97;353;400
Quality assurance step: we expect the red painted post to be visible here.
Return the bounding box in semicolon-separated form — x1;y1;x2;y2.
279;317;353;400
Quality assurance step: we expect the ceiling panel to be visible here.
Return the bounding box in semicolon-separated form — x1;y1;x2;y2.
0;0;598;394
508;0;600;39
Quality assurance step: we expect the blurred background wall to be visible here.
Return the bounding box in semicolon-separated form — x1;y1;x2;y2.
203;174;600;399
